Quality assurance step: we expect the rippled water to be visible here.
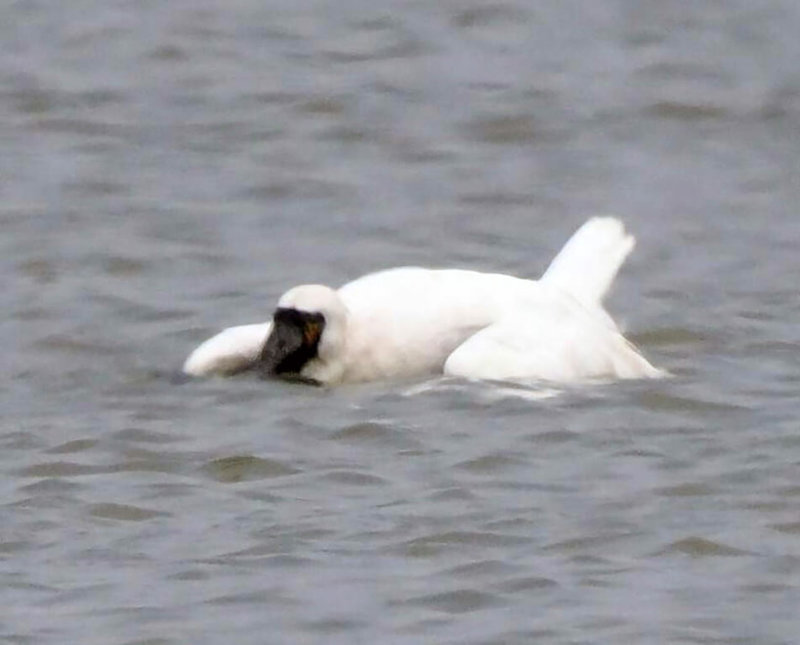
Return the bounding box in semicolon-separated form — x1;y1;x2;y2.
4;1;800;643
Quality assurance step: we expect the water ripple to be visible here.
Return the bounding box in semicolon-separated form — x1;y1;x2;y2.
202;455;301;483
87;503;170;522
655;537;751;558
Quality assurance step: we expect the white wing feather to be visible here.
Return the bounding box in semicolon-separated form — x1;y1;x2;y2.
182;323;271;376
540;216;635;306
444;303;663;382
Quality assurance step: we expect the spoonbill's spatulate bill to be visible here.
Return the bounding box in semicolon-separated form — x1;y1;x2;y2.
183;217;663;385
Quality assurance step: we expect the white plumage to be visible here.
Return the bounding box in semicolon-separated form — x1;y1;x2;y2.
182;217;663;385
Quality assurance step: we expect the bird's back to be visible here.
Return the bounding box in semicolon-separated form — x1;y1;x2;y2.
334;268;552;381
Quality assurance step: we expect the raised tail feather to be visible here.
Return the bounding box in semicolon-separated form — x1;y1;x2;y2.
540;216;635;306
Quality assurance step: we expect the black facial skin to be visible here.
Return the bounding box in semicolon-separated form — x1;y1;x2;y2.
258;308;325;381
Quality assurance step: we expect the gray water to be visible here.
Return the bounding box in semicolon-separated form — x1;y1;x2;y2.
3;1;800;643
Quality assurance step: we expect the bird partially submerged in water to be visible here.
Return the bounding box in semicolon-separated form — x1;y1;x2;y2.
183;217;663;385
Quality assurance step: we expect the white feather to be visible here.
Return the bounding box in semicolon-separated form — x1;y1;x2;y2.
183;322;271;377
540;216;635;306
443;283;662;381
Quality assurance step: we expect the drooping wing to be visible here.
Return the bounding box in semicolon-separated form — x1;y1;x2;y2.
443;300;661;383
183;322;272;376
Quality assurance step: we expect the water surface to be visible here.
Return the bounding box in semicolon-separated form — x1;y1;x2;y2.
3;1;800;643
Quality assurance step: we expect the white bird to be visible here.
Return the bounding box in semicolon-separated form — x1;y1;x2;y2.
182;217;663;385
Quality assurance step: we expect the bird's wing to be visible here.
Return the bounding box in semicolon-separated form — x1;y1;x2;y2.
182;322;271;376
443;299;661;382
540;216;635;307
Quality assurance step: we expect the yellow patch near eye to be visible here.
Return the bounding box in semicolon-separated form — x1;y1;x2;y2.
303;322;321;345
